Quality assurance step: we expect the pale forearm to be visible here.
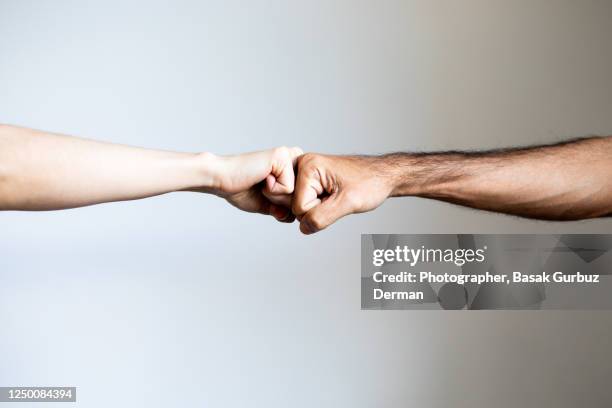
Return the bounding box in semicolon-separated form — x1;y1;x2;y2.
387;137;612;220
0;125;218;210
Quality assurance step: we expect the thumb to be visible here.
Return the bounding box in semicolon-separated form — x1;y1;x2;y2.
299;193;351;234
261;175;292;207
264;174;287;195
266;146;303;195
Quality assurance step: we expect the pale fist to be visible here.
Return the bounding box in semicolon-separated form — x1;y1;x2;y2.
211;146;303;222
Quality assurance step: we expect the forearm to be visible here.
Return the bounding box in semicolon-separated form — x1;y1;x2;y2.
0;125;218;210
385;137;612;220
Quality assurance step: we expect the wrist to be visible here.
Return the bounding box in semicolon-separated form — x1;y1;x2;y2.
376;154;424;198
189;152;224;193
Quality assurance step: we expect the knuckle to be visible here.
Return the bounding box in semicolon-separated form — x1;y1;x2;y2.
292;201;306;216
299;152;319;166
272;146;290;159
307;214;325;232
291;146;304;157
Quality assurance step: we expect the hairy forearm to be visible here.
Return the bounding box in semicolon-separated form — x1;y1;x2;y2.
383;137;612;220
0;125;217;210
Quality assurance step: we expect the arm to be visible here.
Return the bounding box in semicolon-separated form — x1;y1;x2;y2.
292;137;612;234
0;124;300;220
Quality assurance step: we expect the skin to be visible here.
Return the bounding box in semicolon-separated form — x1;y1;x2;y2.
2;125;611;232
292;137;612;234
0;124;301;221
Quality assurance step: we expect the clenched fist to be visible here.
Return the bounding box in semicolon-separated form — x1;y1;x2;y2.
206;146;304;222
291;154;395;234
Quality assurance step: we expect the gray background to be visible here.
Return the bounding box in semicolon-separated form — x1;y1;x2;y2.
1;0;611;406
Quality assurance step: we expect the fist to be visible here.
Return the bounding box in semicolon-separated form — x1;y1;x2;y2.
291;154;394;234
212;146;303;222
